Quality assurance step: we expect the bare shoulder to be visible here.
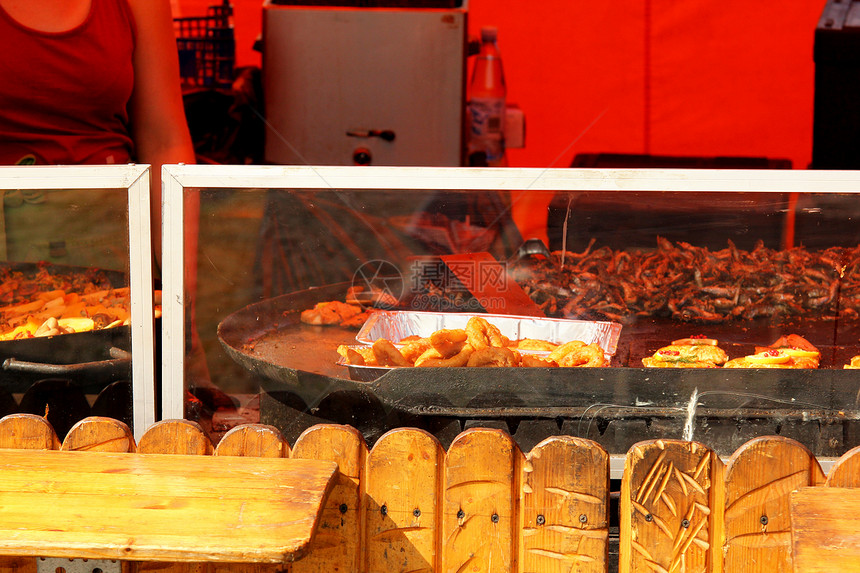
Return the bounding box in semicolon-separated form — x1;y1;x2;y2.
125;0;173;35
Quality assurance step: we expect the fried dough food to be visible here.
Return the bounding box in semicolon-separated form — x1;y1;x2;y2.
467;346;520;367
845;356;860;369
725;333;821;369
0;286;133;341
339;315;608;369
642;335;729;368
723;348;820;369
301;301;364;326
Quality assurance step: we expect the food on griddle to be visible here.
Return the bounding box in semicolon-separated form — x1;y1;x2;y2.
338;316;608;368
642;342;728;368
554;342;607;367
0;285;132;340
546;340;608;367
509;238;860;323
514;338;558;351
671;334;720;346
371;339;411;367
467;346;520;367
723;347;820;369
337;345;373;366
753;333;818;354
465;316;509;349
429;328;468;357
845;356;860;369
520;354;559;367
723;333;822;369
340;309;375;328
300;300;364;326
400;337;432;363
414;345;474;367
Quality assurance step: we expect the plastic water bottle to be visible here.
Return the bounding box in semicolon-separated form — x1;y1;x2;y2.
467;26;507;166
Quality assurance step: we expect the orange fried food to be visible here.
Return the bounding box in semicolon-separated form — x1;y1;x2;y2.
301;301;362;326
429;328;468;358
642;344;728;368
466;346;521;367
557;343;607;367
724;347;820;369
547;340;587;363
371;339;411;367
671;335;719;346
414;345;475;367
754;333;819;355
845;356;860;369
520;354;559;368
337;344;376;366
465;316;508;349
339;309;374;329
400;338;432;364
513;338;559;352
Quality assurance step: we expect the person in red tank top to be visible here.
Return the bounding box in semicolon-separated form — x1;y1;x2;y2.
0;0;195;272
0;1;216;401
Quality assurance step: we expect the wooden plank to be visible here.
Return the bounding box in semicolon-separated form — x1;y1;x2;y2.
216;424;289;458
136;420;214;573
213;424;290;573
138;419;213;455
723;437;824;573
0;449;337;563
521;436;609;573
365;428;444;573
790;487;860;572
0;414;59;450
0;414;58;573
442;428;522;573
61;416;136;452
619;440;720;573
290;424;367;573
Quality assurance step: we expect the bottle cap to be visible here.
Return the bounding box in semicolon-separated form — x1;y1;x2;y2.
480;26;498;43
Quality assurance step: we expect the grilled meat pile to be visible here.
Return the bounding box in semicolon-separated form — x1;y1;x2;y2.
508;238;860;324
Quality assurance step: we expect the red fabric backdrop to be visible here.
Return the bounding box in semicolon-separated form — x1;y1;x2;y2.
174;0;822;170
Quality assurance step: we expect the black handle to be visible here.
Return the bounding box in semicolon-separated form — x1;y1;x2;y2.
345;129;396;142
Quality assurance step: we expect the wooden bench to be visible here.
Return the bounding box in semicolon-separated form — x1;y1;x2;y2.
0;415;337;567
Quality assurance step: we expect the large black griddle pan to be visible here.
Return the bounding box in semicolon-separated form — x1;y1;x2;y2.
218;283;860;419
0;262;132;385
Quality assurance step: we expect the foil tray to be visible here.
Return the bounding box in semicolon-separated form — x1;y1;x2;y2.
341;311;623;382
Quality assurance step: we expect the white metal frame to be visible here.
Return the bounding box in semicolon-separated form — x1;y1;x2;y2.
160;164;860;424
0;164;156;441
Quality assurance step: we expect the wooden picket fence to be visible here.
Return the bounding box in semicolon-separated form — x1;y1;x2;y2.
0;414;857;573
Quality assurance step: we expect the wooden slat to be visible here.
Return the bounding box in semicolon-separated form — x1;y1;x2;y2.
824;444;860;488
61;416;136;452
213;424;290;573
215;424;289;458
723;437;824;573
290;424;367;573
138;419;213;455
365;428;444;573
442;428;522;573
620;440;721;573
0;414;60;450
521;436;609;573
790;487;860;573
137;420;214;573
0;414;58;573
